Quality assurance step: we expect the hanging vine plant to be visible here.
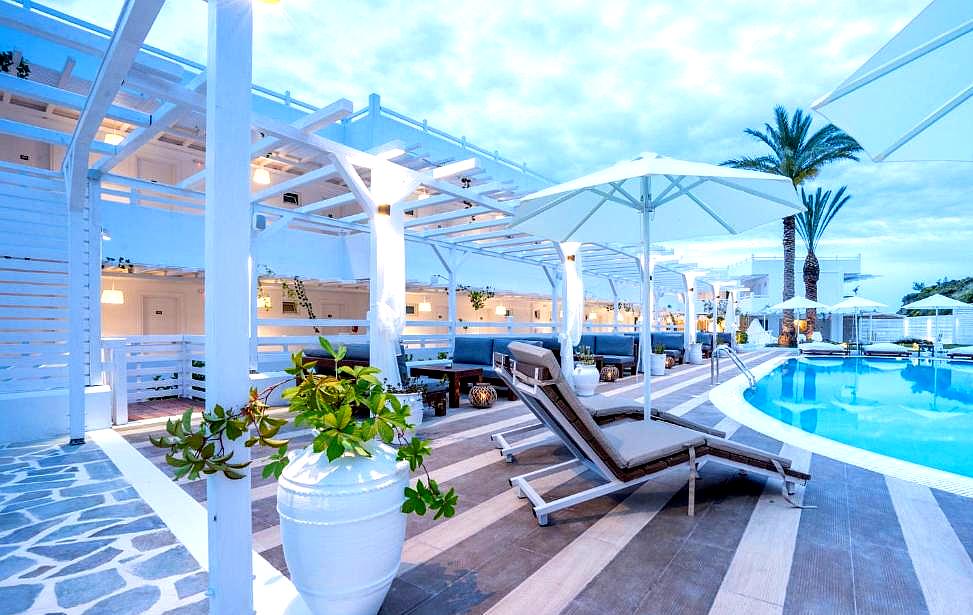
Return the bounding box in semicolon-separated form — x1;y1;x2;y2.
0;51;29;78
280;275;320;334
456;284;495;311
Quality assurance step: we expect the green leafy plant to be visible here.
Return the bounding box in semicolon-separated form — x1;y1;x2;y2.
736;331;749;345
150;338;457;519
653;344;665;355
457;284;495;311
437;351;449;360
575;345;596;366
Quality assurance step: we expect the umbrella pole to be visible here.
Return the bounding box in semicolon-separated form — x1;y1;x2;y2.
641;179;653;416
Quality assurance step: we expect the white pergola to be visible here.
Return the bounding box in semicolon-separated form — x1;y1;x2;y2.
0;2;723;612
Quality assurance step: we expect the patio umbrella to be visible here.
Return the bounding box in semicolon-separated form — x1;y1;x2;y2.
901;293;968;347
831;296;887;347
811;0;973;161
769;297;831;341
511;152;802;412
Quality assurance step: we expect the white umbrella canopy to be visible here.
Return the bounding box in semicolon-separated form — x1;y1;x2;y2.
831;296;887;346
512;152;802;413
901;293;968;310
812;0;973;162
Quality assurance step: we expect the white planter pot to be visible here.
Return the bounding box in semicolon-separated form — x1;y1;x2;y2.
277;442;409;615
650;353;667;376
573;364;600;397
687;343;704;365
390;391;424;429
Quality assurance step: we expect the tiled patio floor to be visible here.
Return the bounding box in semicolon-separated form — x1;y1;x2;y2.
0;440;207;614
119;349;973;615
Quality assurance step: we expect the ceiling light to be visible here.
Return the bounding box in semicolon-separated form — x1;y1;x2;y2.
252;167;271;185
103;131;124;146
101;281;124;305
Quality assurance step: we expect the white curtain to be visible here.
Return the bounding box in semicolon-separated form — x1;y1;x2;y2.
559;242;584;386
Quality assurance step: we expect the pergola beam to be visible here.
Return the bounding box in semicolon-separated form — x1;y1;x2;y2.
0;72;149;126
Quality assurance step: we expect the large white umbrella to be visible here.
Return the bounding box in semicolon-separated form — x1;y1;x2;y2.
769;297;831;342
512;152;802;412
812;0;973;162
901;293;968;346
831;296;887;346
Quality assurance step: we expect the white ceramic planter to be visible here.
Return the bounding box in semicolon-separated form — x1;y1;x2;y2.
277;442;409;615
650;353;667;376
688;343;704;365
390;391;424;429
573;364;600;396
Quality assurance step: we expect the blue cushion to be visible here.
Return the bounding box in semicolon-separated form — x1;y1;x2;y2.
601;354;636;365
578;335;596;353
453;337;494;366
594;335;634;357
651;332;685;352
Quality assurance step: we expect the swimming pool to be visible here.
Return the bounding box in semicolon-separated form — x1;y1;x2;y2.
743;357;973;479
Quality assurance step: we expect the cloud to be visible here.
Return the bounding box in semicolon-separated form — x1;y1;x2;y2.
47;0;966;307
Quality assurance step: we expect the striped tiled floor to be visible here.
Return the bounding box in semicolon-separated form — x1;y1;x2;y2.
117;350;973;615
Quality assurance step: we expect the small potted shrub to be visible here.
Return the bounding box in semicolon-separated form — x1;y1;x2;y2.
573;345;600;396
385;378;427;428
151;338;457;615
650;344;667;376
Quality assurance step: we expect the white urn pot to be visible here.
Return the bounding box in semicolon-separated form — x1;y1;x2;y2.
573;364;600;396
390;391;424;429
277;441;409;615
650;353;667;376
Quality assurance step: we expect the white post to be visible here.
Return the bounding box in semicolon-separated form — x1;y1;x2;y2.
711;282;723;350
432;246;465;351
640;177;653;414
204;2;254;613
248;250;259;373
558;243;583;386
67;202;87;444
87;178;104;385
609;280;620;333
544;266;559;338
727;288;738;347
682;272;698;351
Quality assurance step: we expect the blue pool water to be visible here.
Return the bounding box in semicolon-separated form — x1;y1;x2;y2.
745;357;973;478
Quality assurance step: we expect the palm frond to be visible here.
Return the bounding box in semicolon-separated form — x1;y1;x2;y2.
797;185;852;252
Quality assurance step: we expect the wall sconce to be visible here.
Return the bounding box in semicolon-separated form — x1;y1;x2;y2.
566;254;576;261
495;305;507;316
252;167;271;185
377;204;391;216
418;298;432;313
257;294;272;310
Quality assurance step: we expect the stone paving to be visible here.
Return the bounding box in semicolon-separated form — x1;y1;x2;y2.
0;440;207;614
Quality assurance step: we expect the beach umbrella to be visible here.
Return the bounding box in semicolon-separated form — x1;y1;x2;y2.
831;296;887;346
901;293;968;347
511;152;802;413
769;297;831;341
811;0;973;161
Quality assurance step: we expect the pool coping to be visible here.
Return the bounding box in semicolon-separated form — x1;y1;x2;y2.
710;355;973;499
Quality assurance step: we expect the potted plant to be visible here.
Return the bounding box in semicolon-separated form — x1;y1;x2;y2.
650;344;667;376
385;378;426;428
573;345;600;396
151;338;457;615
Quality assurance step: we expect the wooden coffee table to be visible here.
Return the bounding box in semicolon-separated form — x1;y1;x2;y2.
408;365;483;408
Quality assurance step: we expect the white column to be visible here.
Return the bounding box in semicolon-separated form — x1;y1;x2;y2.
727;289;738;347
204;2;254;613
67;203;87;444
248;238;259;372
639;179;653;414
544;266;559;338
87;178;104;385
710;282;723;351
558;243;583;386
609;280;620;333
447;268;457;344
682;272;698;351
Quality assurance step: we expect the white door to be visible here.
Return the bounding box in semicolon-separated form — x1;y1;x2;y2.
142;296;181;335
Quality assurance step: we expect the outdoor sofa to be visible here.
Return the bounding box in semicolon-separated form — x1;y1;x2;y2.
697;331;733;358
499;342;811;525
862;342;912;357
450;336;552;399
798;342;850;356
578;334;639;374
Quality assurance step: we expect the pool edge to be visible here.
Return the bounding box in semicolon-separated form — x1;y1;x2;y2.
710;355;973;499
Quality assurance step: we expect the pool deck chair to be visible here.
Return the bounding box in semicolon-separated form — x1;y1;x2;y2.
946;346;973;360
502;342;811;526
798;342;850;356
862;343;912;358
489;353;725;463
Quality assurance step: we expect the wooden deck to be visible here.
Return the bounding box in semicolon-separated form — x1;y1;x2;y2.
118;350;973;615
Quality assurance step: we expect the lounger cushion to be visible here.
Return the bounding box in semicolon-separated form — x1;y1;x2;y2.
493;338;542;358
602;420;705;468
863;343;911;355
582;394;643;418
508;342;562;381
947;346;973;357
704;437;792;468
799;342;846;354
453;337;495;365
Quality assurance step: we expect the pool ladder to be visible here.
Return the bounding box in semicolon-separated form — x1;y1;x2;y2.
711;345;756;388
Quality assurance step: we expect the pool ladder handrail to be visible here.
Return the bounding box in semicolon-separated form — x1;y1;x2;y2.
711;345;756;388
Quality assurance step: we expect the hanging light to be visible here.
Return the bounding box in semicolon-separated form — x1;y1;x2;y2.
101;280;124;305
103;130;124;146
588;311;598;321
495;305;507;316
252;167;271;185
257;294;272;310
418;297;432;313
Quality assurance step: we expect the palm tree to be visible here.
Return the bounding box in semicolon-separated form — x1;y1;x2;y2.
796;186;851;336
723;106;862;346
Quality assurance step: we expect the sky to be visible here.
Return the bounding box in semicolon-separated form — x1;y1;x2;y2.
47;0;972;307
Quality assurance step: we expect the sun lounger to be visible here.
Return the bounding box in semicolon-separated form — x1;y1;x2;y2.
490;353;724;462
501;342;811;525
798;342;849;356
862;342;912;357
946;346;973;359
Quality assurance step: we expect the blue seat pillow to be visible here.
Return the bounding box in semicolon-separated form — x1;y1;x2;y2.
594;335;634;357
453;337;495;366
